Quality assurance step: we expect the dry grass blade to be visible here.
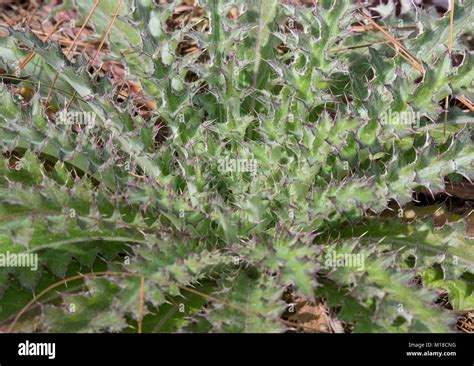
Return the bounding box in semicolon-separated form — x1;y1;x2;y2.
351;25;417;32
89;0;124;69
138;276;145;334
444;0;455;140
17;20;64;72
357;9;424;74
46;0;100;104
380;36;424;72
332;36;408;53
447;0;455;53
63;0;123;113
458;97;474;112
65;0;101;56
31;30;91;48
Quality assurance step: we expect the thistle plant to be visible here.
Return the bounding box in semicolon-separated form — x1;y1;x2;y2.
0;0;472;333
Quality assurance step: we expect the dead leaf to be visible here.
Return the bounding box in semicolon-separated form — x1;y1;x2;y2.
286;298;336;333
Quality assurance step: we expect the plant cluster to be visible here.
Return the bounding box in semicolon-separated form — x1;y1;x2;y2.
0;0;472;333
